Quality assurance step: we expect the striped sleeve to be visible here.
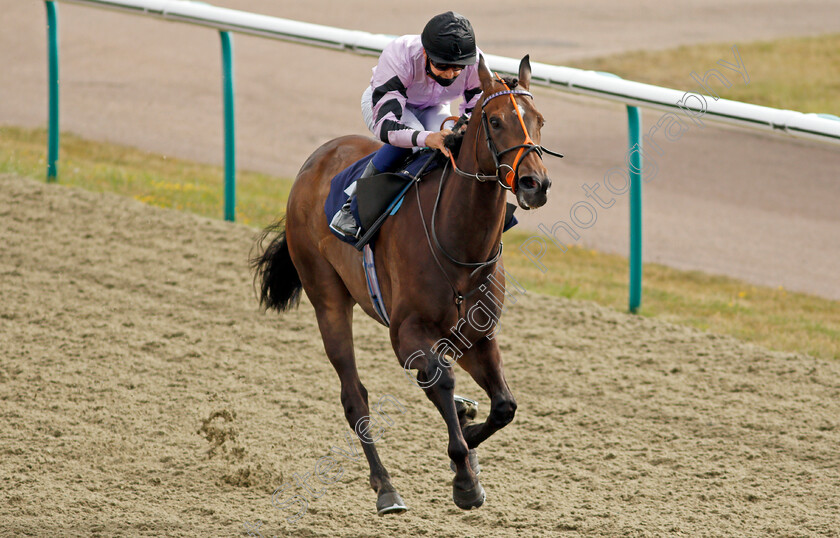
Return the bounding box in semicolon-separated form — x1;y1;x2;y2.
459;66;483;116
369;44;429;148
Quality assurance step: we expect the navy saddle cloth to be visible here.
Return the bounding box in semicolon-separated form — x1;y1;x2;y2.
324;150;518;247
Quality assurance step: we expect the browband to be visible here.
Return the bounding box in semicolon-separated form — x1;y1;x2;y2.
482;89;533;103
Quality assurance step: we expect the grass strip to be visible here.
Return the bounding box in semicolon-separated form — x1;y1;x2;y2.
0;126;289;228
565;33;840;115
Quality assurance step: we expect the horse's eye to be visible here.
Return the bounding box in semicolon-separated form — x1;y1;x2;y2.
489;117;501;129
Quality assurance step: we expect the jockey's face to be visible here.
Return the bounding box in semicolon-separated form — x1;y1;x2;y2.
428;59;463;80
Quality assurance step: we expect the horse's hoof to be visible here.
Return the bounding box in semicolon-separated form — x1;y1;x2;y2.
454;394;478;421
453;481;486;510
450;448;481;475
376;490;409;516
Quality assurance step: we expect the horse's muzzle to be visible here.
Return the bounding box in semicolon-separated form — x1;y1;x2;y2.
516;174;551;209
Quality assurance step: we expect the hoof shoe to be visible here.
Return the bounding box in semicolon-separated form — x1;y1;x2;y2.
377;491;408;516
454;395;478;420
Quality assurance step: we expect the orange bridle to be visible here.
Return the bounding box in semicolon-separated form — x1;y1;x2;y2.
493;73;537;191
446;74;563;193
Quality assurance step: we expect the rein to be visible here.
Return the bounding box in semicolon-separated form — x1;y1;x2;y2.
414;160;502;308
417;74;563;308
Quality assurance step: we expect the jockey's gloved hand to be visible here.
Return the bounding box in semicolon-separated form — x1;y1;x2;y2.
443;129;464;159
426;129;454;158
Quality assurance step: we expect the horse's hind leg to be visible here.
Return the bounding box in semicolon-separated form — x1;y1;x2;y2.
307;271;407;516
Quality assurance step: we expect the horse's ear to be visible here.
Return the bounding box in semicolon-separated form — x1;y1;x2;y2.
518;55;532;90
477;54;494;91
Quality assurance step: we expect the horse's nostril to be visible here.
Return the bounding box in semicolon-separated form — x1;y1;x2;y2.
520;176;538;191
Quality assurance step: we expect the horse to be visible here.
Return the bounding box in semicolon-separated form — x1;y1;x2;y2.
252;55;557;515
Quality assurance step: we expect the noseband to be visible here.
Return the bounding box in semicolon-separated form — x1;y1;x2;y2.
450;75;563;193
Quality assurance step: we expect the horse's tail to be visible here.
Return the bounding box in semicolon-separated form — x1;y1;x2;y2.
250;217;303;312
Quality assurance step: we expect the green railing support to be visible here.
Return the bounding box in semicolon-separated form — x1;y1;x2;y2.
627;106;643;313
45;1;60;183
219;30;236;222
597;73;643;313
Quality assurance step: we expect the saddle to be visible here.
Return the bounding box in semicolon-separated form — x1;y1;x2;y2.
354;151;442;249
325;150;439;248
324;149;518;250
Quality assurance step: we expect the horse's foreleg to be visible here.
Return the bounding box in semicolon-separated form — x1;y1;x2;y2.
311;291;407;516
455;338;517;449
396;319;484;510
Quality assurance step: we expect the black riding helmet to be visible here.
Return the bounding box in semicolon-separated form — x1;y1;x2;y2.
421;11;477;67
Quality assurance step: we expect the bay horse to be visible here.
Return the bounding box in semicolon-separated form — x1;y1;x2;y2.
252;55;556;515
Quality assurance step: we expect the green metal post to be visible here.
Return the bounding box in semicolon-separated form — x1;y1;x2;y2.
595;73;644;312
627;106;643;313
45;1;60;182
219;31;236;222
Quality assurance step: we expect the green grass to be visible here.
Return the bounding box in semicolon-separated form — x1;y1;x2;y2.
566;33;840;115
0;126;290;228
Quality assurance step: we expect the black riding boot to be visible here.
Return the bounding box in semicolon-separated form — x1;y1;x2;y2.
329;160;379;238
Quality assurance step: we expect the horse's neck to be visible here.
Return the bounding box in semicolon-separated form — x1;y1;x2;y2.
435;140;507;263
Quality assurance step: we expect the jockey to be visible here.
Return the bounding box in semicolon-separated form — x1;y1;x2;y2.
330;11;484;238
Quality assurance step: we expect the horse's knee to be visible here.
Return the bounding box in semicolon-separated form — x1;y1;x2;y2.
425;360;456;392
340;384;368;419
489;397;517;428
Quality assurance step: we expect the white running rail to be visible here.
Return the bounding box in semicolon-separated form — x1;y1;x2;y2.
54;0;840;145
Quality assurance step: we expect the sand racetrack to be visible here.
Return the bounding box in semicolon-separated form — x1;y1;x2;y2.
2;172;839;536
